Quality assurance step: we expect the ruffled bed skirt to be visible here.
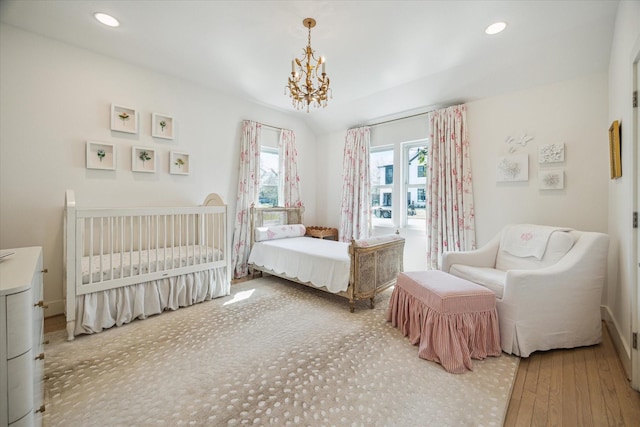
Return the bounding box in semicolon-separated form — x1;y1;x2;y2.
387;285;501;374
74;267;229;336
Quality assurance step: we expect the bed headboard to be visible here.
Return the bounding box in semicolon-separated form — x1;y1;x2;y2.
249;205;305;246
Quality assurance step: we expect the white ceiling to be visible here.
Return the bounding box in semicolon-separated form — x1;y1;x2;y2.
0;0;619;134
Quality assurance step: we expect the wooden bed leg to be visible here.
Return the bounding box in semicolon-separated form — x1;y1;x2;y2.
370;297;375;309
66;321;75;341
349;300;355;313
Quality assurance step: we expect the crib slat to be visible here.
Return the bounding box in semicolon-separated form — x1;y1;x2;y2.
88;218;94;284
186;214;190;266
99;217;104;283
120;216;124;281
109;216;114;281
138;216;142;278
129;215;134;279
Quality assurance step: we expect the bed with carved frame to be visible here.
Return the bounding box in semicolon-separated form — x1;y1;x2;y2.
247;205;405;312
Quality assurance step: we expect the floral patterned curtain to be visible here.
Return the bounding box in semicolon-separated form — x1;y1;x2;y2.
426;104;476;269
231;120;262;278
278;129;302;207
339;126;371;242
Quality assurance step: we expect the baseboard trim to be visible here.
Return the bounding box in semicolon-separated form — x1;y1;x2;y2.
601;305;631;379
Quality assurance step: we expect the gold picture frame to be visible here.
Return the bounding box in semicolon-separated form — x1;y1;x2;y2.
609;120;621;179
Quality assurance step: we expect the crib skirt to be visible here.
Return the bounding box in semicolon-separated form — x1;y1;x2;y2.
74;266;229;335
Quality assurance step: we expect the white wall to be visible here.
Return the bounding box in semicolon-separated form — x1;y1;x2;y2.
0;25;317;316
606;0;640;374
467;72;609;244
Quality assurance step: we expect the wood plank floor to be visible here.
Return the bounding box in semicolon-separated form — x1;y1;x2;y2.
505;323;640;426
46;316;640;425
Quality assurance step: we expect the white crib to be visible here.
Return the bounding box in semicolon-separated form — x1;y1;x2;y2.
64;190;230;341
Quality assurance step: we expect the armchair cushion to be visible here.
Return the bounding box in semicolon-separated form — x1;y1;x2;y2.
448;265;506;298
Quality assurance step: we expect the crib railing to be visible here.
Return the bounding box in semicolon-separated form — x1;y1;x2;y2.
64;190;228;298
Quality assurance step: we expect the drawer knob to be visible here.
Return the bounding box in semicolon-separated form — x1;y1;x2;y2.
35;352;45;361
34;300;48;309
41;268;48;273
43;339;50;345
36;405;46;414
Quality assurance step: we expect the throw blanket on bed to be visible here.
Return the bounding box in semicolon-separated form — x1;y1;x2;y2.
501;224;572;260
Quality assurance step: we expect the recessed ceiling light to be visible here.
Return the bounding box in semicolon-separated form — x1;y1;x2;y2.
485;22;506;35
94;12;120;28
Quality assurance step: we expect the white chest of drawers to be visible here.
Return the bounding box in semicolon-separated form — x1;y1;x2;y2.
0;247;45;427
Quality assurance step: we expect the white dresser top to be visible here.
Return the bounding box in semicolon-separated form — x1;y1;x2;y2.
0;246;42;295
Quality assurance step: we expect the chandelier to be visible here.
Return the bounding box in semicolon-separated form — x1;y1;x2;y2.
285;18;332;112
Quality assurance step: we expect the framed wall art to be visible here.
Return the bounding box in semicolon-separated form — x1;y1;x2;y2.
132;146;156;173
539;168;564;190
538;143;565;163
609;120;621;179
152;113;174;139
169;151;190;175
86;141;116;170
496;154;528;182
111;104;138;134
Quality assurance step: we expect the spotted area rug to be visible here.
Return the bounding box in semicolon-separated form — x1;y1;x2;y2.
43;277;519;427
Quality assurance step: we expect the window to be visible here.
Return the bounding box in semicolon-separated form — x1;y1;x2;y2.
370;141;427;229
370;147;394;224
259;146;279;207
405;143;427;228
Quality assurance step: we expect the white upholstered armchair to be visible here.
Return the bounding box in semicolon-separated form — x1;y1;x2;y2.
441;224;609;357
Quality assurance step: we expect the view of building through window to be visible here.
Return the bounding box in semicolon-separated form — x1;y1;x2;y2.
370;148;394;224
370;141;427;228
405;144;427;228
259;147;279;206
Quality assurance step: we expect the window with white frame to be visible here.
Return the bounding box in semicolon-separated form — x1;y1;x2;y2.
405;142;427;228
370;147;394;225
259;146;279;207
370;140;427;229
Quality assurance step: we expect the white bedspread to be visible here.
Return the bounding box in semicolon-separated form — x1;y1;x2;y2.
248;237;350;293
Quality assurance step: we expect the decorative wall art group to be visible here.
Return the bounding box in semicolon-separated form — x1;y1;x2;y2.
496;132;565;190
537;143;565;190
86;103;189;175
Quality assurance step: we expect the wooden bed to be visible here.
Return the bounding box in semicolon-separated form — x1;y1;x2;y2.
63;190;230;340
248;206;405;312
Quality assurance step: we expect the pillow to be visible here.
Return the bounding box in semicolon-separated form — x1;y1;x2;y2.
255;224;306;242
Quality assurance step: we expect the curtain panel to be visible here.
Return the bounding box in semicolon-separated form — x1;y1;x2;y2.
231;120;262;278
426;105;476;269
278;129;302;207
339;126;371;242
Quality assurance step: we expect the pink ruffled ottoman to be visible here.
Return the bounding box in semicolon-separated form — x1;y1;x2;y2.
387;270;501;373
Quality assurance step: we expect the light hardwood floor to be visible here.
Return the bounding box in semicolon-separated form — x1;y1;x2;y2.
45;316;639;425
505;323;640;426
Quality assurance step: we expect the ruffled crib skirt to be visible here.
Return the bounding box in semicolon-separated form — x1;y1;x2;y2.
387;284;501;374
74;267;229;336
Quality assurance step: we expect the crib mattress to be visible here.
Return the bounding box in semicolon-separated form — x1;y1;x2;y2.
248;237;350;293
81;245;222;284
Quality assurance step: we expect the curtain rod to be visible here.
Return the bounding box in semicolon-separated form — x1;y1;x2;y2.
349;103;457;130
260;123;283;131
348;110;430;131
